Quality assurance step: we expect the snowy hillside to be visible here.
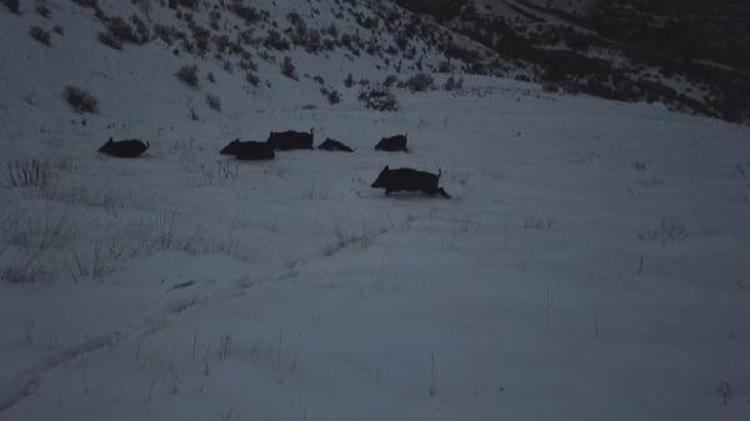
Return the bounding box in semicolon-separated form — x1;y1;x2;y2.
1;1;750;420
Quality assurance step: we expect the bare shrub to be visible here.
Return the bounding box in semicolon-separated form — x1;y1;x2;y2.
320;87;341;105
98;32;123;50
245;71;260;87
206;94;221;111
4;160;53;190
405;72;434;92
99;16;149;49
36;5;51;18
443;76;463;91
344;73;354;88
230;1;267;23
169;0;198;9
280;56;297;80
30;26;51;46
2;253;45;284
176;64;199;87
521;215;555;231
264;30;290;50
64;86;98;113
196;160;238;186
1;0;19;14
358;88;399;112
639;219;690;243
383;74;398;88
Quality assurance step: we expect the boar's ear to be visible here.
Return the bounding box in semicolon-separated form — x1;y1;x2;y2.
108;137;113;143
146;141;150;149
384;165;389;171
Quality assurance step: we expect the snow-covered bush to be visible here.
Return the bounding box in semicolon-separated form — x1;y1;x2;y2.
176;64;199;87
358;88;399;112
64;86;98;113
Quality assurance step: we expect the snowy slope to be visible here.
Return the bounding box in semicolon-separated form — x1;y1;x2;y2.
2;1;750;420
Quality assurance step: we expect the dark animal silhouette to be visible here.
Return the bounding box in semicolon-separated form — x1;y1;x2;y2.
98;138;149;158
371;166;451;198
220;139;275;160
318;138;354;152
374;133;408;152
266;129;314;150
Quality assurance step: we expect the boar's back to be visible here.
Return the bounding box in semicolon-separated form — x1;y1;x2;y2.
267;131;314;150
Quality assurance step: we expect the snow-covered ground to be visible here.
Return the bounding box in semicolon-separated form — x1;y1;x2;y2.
2;1;750;420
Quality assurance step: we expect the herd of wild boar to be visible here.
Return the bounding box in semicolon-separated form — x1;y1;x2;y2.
98;130;450;198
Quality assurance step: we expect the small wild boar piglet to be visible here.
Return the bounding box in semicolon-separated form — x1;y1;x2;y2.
371;166;451;198
374;134;408;152
266;129;314;150
318;138;354;152
220;139;275;160
98;138;149;158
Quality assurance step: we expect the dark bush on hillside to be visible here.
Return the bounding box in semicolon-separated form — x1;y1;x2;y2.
358;88;399;112
344;73;354;88
245;72;260;87
280;56;297;80
230;1;267;23
383;75;399;88
99;16;149;49
153;24;179;45
405;73;434;92
264;30;290;50
64;86;98;114
169;0;198;9
443;76;463;91
30;27;51;46
98;32;122;50
206;94;221;112
320;87;341;105
2;0;20;14
36;4;51;18
176;64;199;87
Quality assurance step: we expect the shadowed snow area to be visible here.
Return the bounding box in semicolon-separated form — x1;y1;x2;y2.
1;1;749;420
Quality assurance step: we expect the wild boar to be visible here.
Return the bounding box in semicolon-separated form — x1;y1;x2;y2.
374;133;408;152
371;166;451;198
318;138;354;152
98;138;149;158
266;129;314;150
220;139;275;160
